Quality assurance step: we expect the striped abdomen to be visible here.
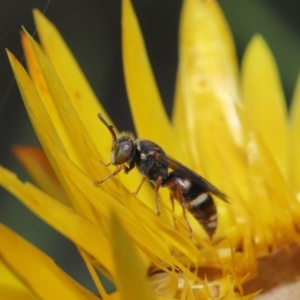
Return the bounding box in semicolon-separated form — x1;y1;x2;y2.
163;171;218;238
186;193;217;238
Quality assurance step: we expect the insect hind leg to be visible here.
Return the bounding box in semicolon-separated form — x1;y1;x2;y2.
153;176;162;216
170;192;178;229
133;175;147;197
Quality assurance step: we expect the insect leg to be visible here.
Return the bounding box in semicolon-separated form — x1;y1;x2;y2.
101;160;112;167
170;192;178;228
175;181;193;238
133;175;147;196
93;165;128;186
154;176;162;216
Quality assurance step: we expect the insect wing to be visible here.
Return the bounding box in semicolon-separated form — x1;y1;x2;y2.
153;152;229;202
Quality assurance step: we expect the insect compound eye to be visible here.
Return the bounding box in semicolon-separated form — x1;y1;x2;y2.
114;141;133;164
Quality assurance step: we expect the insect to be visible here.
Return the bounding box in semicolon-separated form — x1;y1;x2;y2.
94;114;228;238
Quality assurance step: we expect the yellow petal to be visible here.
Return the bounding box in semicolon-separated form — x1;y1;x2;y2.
1;142;197;280
110;213;155;300
0;166;114;275
33;9;112;156
0;164;215;297
7;49;92;214
22;27;119;193
22;9;178;230
20;29;153;204
7;49;61;152
0;260;37;300
79;249;109;298
11;38;132;222
173;0;242;173
289;73;300;194
177;0;238;96
20;31;81;163
122;0;179;158
0;224;87;300
241;35;288;177
12;146;68;204
171;74;192;167
233;106;300;252
6;49;69;182
22;29;99;173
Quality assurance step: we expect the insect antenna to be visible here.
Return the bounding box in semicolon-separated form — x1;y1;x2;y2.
98;114;117;144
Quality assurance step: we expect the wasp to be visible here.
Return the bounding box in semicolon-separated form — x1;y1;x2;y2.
94;114;228;238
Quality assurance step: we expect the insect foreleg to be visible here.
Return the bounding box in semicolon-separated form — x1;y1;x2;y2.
100;160;112;167
93;165;128;186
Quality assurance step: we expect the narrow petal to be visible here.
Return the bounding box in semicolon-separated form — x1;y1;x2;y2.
22;29;99;173
12;146;68;204
20;31;83;163
6;50;68;179
289;73;300;194
79;249;109;298
33;9;111;154
0;224;87;300
241;35;288;178
122;0;179;158
110;213;155;300
7;49;61;151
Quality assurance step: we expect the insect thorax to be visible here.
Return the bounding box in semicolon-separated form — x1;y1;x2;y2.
135;140;168;181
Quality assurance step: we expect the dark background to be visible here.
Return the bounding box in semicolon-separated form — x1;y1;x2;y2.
1;0;300;294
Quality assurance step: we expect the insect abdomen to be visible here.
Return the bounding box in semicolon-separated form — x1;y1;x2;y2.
187;193;217;238
163;172;218;238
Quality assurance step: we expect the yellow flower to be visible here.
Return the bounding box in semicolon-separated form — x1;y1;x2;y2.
1;0;300;299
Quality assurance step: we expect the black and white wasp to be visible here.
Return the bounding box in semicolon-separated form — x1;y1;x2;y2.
94;114;228;238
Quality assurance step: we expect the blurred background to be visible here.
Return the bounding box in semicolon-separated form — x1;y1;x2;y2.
1;0;300;294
